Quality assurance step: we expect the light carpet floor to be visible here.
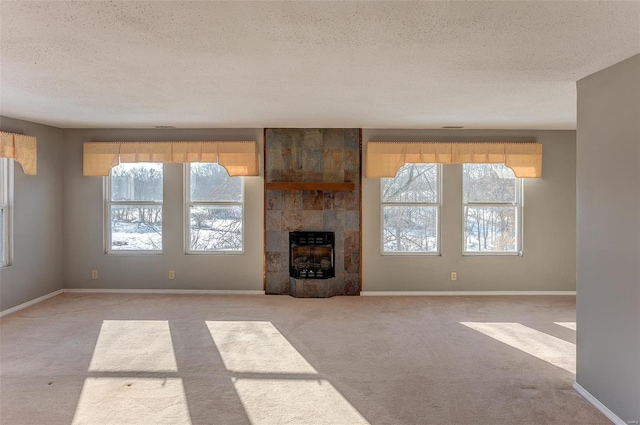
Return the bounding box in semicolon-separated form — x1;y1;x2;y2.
0;294;609;425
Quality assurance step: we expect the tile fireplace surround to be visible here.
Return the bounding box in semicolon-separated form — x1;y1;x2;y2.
264;128;362;297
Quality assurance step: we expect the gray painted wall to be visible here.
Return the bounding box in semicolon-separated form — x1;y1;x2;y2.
0;116;64;311
576;54;640;422
362;130;577;292
62;129;264;291
1;123;579;307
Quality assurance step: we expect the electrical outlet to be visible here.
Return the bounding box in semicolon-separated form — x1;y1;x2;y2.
91;270;98;280
450;272;457;281
168;270;175;280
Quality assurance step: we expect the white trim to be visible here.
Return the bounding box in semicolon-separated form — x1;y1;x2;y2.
0;159;14;267
105;163;164;254
63;288;265;295
184;163;245;254
573;381;627;425
462;164;523;255
0;289;63;318
360;291;576;296
381;163;442;255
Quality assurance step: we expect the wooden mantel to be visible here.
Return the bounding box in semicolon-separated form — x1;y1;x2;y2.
265;182;355;191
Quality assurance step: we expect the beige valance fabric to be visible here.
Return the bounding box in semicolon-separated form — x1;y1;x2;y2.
366;142;542;178
83;141;259;176
0;131;37;175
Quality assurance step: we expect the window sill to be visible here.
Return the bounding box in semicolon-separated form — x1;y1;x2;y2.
185;251;244;256
381;252;442;257
105;251;164;255
463;252;522;257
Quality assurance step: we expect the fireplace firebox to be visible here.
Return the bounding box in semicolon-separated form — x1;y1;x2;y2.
289;232;335;279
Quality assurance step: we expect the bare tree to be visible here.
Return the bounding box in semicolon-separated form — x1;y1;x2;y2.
463;164;517;251
189;163;243;251
382;164;438;252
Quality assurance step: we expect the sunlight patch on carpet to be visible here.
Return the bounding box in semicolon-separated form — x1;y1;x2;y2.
461;322;575;374
208;320;370;424
72;377;191;425
233;378;369;425
206;321;317;374
89;320;178;372
554;321;576;330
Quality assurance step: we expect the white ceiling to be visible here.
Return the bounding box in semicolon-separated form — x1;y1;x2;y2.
1;1;639;130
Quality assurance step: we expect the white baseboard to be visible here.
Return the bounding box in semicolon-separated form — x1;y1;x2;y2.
1;289;572;317
63;288;266;295
0;289;64;318
573;381;628;425
360;291;576;296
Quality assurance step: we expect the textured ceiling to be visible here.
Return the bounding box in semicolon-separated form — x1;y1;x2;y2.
1;1;639;129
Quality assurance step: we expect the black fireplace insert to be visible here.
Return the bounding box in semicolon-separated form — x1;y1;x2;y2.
289;231;335;279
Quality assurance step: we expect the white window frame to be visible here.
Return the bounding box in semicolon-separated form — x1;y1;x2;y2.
462;164;523;256
104;163;164;254
184;163;245;255
380;163;442;255
0;158;13;267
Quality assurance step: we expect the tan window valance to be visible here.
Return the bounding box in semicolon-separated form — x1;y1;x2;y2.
83;141;259;177
0;131;37;175
366;142;542;178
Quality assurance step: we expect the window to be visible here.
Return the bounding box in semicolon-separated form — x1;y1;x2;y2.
105;163;163;252
186;163;243;253
381;163;440;254
0;158;11;266
463;163;523;254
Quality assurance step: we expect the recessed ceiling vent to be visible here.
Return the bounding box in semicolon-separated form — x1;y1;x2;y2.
441;126;464;129
154;126;176;129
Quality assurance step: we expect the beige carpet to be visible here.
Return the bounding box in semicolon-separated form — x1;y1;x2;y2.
0;294;609;425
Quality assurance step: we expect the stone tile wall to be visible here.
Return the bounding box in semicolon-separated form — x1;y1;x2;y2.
265;129;361;295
